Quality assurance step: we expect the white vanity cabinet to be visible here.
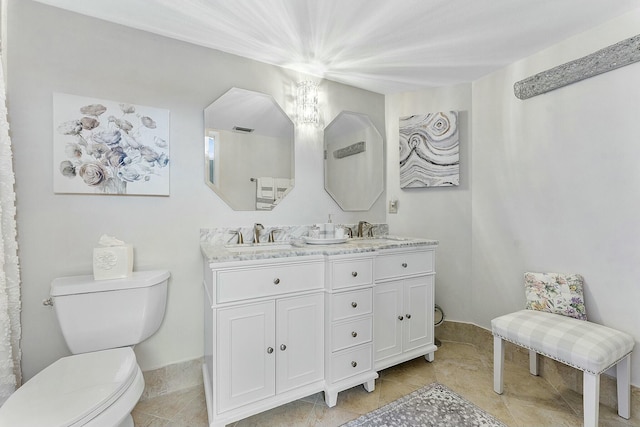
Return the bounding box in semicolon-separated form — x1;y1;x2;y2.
373;247;437;371
201;236;439;426
203;256;325;427
323;253;378;407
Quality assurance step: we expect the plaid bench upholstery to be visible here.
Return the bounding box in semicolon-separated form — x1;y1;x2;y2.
492;309;634;375
492;309;634;427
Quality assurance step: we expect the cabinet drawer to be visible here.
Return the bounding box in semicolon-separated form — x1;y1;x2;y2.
332;316;373;352
330;344;373;383
330;258;373;289
375;250;434;280
331;288;372;321
216;262;323;303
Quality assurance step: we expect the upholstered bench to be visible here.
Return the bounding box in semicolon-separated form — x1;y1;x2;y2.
492;309;634;427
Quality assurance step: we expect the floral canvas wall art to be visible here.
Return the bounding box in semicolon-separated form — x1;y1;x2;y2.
399;111;459;188
53;93;170;195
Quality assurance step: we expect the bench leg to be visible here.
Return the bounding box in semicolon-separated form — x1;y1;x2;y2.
616;354;631;419
529;350;539;376
583;372;600;427
493;335;504;394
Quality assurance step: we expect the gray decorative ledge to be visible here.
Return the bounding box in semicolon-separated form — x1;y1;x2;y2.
514;34;640;100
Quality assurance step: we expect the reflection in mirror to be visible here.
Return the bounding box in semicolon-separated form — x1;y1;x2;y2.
204;88;294;211
324;111;384;211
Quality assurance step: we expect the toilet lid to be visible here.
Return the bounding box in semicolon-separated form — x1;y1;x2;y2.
51;269;170;296
0;347;138;427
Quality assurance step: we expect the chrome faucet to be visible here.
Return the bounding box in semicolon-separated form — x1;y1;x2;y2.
253;223;264;243
357;221;372;238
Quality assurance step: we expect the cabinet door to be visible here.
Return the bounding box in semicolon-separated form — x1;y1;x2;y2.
276;293;324;393
402;275;434;352
217;301;276;412
374;281;403;361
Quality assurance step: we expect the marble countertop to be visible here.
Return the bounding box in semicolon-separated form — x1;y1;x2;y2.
201;236;439;264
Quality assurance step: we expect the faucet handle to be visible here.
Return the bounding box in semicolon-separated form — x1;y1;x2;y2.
344;226;354;238
268;228;282;243
230;229;244;244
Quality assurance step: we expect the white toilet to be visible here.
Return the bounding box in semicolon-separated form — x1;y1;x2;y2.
0;269;170;427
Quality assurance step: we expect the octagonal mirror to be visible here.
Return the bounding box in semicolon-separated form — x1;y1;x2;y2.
324;111;384;211
204;88;294;210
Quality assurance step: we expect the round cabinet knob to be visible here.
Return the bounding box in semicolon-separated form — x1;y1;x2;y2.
273;278;280;285
402;263;408;268
351;301;358;308
267;347;274;354
398;315;404;321
280;344;287;351
351;271;358;277
351;361;358;368
406;314;412;319
351;331;358;338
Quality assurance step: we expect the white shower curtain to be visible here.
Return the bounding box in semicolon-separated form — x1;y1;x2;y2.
0;49;22;406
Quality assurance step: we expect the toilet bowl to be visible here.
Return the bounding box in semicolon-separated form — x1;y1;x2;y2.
0;270;169;426
0;348;143;426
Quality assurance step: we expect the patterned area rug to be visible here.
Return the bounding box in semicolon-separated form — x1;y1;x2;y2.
342;383;507;427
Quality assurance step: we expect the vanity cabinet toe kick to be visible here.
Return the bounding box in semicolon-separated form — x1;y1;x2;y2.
202;243;437;426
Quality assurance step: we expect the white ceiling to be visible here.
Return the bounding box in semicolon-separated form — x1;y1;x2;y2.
34;0;640;94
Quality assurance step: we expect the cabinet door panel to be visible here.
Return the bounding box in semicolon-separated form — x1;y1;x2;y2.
217;301;275;412
276;294;324;393
374;282;403;361
403;276;434;352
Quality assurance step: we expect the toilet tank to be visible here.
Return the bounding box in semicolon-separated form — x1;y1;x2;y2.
50;270;170;354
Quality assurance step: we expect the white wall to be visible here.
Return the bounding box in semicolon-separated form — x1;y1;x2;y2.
471;10;640;385
385;85;473;323
8;0;386;380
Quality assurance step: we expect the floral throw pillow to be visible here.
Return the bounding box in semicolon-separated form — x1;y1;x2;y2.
524;272;587;320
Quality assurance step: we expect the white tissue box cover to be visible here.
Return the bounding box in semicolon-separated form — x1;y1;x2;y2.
93;245;133;280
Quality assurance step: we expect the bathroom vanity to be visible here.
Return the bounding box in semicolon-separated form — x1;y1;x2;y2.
201;235;437;427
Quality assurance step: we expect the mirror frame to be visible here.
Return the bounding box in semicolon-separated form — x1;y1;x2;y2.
324;111;384;211
204;88;295;211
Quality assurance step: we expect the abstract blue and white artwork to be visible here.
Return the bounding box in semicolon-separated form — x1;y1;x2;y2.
399;111;458;188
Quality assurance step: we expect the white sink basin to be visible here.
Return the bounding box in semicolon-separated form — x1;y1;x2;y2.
225;243;293;253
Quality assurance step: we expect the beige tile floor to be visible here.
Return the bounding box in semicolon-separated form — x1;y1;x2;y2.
132;341;638;426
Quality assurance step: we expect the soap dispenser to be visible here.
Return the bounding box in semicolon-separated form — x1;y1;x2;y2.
326;214;334;238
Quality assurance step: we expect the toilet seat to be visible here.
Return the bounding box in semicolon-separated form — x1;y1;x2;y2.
0;347;140;427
